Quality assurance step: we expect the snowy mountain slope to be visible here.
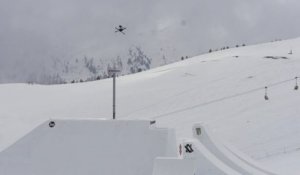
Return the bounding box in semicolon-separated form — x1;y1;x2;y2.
1;38;300;174
0;46;171;84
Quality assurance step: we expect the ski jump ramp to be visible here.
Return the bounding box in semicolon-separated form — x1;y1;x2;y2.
0;119;277;175
153;123;277;175
191;123;277;175
0;119;177;175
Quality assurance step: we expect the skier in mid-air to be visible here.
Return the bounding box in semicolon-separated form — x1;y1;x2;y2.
115;25;126;35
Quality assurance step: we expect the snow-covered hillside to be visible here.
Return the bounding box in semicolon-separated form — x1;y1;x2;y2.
1;38;300;174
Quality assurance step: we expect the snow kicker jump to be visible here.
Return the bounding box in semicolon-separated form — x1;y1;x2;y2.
0;119;177;175
191;123;277;174
0;119;277;175
153;123;278;175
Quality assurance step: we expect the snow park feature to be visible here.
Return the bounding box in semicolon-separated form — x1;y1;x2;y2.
190;124;277;175
0;118;279;175
0;119;178;175
2;38;300;174
153;124;278;175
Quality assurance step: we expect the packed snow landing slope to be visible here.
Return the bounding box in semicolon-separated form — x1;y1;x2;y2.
1;38;300;174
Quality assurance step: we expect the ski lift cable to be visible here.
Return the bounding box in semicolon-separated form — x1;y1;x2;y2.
266;78;295;88
148;76;298;120
123;75;255;118
122;75;241;118
150;87;264;120
123;76;298;120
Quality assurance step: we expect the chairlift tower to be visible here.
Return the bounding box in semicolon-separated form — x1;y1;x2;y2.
108;69;121;120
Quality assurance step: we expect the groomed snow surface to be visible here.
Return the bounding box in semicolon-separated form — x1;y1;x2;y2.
1;38;300;174
0;119;178;175
0;119;277;175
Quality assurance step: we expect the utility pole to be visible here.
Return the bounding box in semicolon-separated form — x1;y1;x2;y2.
109;25;125;119
108;69;120;120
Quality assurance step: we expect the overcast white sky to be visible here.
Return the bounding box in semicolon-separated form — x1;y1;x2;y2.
0;0;300;80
